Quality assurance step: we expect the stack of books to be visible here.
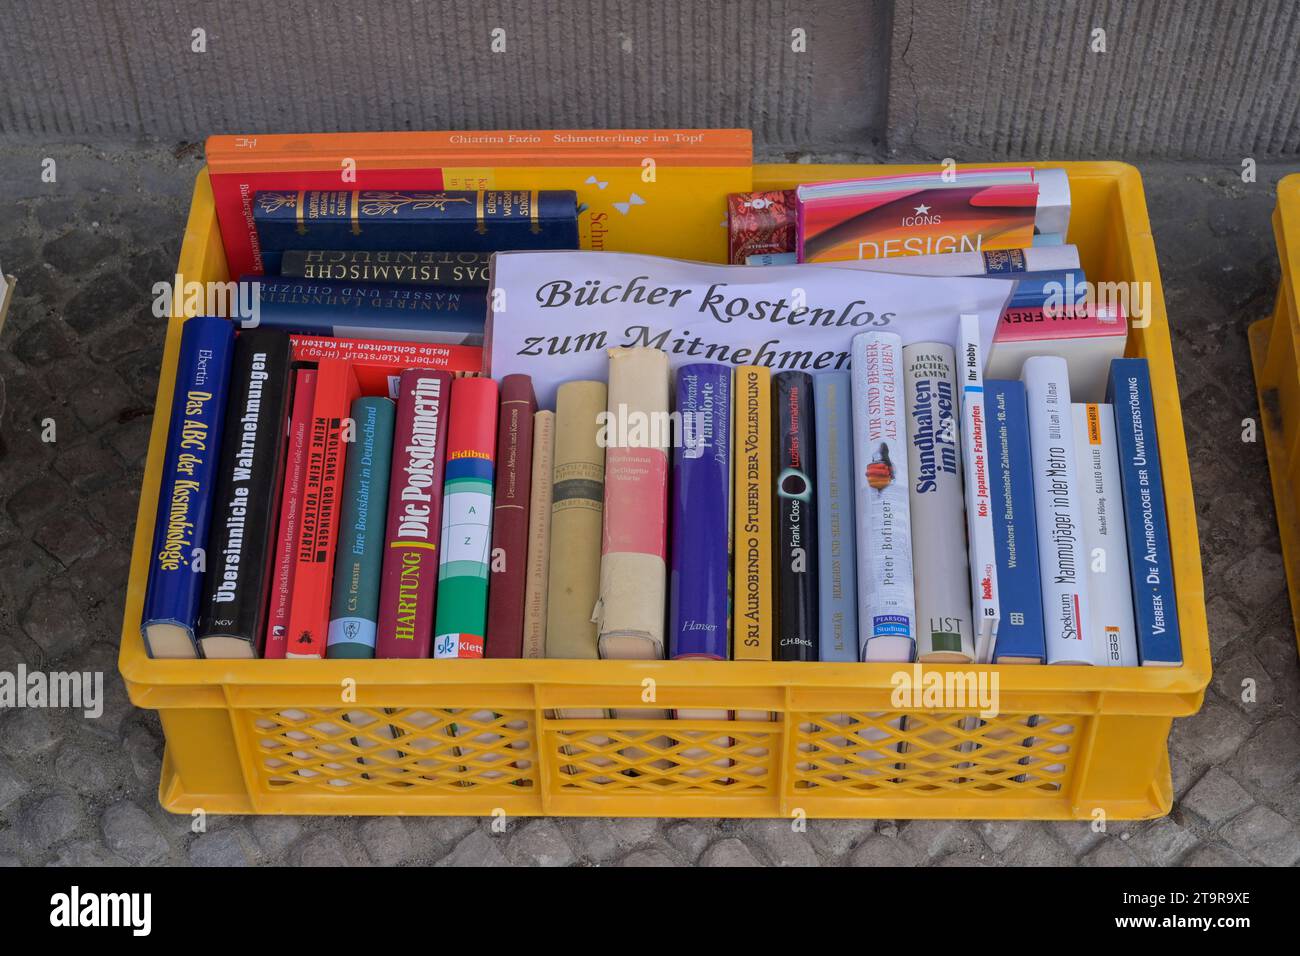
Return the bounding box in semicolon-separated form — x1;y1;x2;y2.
140;141;1183;696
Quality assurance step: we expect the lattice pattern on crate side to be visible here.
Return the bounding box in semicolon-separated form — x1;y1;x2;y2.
248;707;536;793
792;712;1078;796
547;722;777;793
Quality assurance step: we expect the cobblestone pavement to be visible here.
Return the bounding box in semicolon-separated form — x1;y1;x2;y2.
0;139;1297;867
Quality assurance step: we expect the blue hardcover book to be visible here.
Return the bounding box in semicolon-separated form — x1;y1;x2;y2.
241;276;487;345
669;363;731;660
813;371;858;662
984;380;1047;663
1105;359;1182;666
253;189;580;273
141;315;236;658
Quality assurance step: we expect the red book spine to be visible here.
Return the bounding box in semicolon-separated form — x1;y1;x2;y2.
374;369;453;658
264;368;317;658
432;377;499;658
285;359;358;658
484;375;537;658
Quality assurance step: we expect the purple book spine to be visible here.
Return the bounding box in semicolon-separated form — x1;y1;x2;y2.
669;364;732;660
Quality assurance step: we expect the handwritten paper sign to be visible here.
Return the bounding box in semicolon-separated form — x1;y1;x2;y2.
487;251;1014;409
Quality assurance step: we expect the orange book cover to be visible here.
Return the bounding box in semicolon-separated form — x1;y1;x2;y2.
205;129;753;276
284;358;360;658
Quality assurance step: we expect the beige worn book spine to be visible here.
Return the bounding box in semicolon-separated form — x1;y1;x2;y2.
545;381;607;660
521;411;555;660
594;349;671;736
594;347;670;662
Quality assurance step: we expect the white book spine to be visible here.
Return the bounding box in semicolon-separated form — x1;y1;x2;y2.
1021;356;1095;665
823;245;1080;278
851;331;916;662
1072;403;1139;667
958;314;1001;663
903;343;974;662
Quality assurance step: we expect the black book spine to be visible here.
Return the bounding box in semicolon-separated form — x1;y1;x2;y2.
198;329;293;648
773;371;819;661
278;250;492;287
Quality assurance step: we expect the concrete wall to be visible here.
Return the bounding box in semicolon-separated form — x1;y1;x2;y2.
1;0;1297;159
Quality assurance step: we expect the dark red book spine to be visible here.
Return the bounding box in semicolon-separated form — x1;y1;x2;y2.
374;368;453;658
484;375;537;658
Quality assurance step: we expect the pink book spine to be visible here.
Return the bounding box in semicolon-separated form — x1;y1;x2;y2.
264;368;316;658
995;303;1127;343
374;368;453;658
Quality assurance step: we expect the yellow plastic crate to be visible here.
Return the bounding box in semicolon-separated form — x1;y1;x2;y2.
1249;173;1300;654
118;161;1210;820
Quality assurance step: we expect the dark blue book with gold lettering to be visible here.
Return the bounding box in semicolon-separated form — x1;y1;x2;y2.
141;315;235;659
242;276;488;345
253;189;579;273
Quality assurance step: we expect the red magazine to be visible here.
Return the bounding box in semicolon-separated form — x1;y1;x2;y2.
285;359;359;658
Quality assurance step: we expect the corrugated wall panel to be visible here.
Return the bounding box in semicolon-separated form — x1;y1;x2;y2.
890;0;1300;159
0;0;879;152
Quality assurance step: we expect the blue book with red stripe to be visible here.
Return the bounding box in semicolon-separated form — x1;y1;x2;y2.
141;315;236;658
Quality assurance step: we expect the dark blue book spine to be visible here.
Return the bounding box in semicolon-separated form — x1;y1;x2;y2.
141;316;236;654
242;276;486;345
985;380;1047;663
1105;359;1182;666
253;190;579;273
813;371;858;662
670;364;732;660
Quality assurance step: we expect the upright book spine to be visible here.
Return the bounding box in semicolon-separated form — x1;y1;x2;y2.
903;342;973;663
246;276;487;346
1106;359;1182;667
521;410;556;659
813;371;858;663
141;316;235;658
773;371;818;661
597;348;671;661
433;377;499;659
985;380;1047;664
265;368;316;658
285;358;357;658
326;397;397;659
852;331;916;662
279;250;492;287
374;369;453;658
484;375;538;658
1072;403;1139;667
670;363;732;660
198;329;293;658
545;381;607;660
959;314;1001;662
1022;356;1095;665
733;366;774;661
